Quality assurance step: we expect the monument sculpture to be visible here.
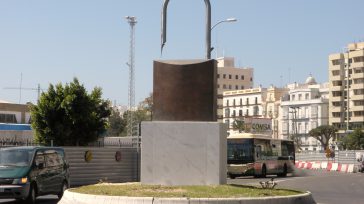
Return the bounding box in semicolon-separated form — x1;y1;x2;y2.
141;0;227;185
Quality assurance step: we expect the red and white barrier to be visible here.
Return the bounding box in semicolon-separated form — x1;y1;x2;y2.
295;161;357;173
331;163;339;171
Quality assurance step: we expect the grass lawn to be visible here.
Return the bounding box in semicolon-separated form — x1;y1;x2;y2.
70;183;303;198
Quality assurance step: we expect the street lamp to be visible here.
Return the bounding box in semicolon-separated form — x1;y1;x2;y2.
210;17;237;55
211;18;237;30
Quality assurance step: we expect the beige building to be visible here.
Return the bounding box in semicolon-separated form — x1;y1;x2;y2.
223;86;287;137
0;100;31;124
329;42;364;133
217;57;254;121
262;86;288;138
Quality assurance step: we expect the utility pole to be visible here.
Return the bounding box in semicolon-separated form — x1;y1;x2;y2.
125;16;137;137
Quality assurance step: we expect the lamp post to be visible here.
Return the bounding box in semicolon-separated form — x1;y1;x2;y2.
211;18;237;30
210;18;237;57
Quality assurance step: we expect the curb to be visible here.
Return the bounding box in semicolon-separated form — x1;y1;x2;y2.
58;189;316;204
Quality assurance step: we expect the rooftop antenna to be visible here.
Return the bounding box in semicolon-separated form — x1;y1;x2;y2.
19;73;22;104
4;83;43;104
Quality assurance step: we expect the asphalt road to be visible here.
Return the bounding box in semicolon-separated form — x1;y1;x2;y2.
0;195;59;204
1;170;363;204
228;169;364;204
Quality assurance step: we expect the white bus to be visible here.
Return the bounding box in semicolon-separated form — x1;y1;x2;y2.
227;133;295;179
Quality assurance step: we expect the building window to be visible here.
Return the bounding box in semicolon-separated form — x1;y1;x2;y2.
292;95;295;101
354;56;364;63
240;98;242;105
233;99;236;106
250;77;253;82
224;119;230;129
229;74;232;79
223;84;227;89
217;74;220;79
298;94;302;100
223;74;226;79
241;75;244;80
331;59;342;65
235;85;239;90
226;100;229;106
229;85;232;89
246;98;249;105
245;109;249;116
0;114;17;123
253;106;259;116
217;84;220;88
241;85;244;89
305;93;309;99
225;109;230;117
235;75;238;79
332;70;340;76
239;110;242;116
232;110;236;117
255;97;258;104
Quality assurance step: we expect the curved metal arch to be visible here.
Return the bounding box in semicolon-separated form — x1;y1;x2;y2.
161;0;211;59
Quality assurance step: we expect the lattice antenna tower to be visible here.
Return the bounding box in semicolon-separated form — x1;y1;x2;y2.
125;16;137;136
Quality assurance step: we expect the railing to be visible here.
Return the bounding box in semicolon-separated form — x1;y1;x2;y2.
296;150;364;164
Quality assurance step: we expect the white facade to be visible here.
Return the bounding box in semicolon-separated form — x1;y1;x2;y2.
217;57;254;122
223;87;267;134
279;77;329;152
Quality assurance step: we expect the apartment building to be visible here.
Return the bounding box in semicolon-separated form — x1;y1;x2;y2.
280;77;329;151
217;57;253;122
329;42;364;133
223;87;267;133
262;86;288;138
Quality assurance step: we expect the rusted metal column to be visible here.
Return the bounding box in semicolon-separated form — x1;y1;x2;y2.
161;0;211;59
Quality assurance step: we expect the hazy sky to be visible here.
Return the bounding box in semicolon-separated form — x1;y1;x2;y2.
1;0;363;105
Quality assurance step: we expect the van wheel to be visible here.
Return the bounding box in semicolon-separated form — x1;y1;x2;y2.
229;174;236;179
58;181;68;199
25;183;37;204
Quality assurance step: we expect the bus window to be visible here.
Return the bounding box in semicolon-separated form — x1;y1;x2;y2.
282;141;295;162
227;139;254;164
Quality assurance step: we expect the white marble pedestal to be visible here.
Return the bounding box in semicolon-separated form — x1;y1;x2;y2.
141;121;227;185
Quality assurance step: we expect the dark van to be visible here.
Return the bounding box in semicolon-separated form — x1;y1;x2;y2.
0;146;69;203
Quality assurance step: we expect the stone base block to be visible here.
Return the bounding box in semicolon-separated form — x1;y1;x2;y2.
141;121;227;185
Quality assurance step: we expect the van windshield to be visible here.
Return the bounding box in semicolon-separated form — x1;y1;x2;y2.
0;149;34;167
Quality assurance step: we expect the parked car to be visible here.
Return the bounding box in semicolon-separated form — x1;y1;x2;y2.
0;146;70;203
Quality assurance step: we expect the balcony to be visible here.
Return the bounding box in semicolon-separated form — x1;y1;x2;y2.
351;116;364;122
351;83;364;90
330;106;342;112
330;75;343;81
351;62;364;68
351;94;364;100
351;105;364;112
330;85;343;91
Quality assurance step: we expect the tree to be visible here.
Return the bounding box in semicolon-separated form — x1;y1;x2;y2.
341;129;364;150
105;108;126;136
232;120;245;133
309;125;338;150
138;92;153;119
121;108;151;136
30;78;111;146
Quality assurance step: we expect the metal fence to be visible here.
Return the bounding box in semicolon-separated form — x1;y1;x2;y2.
296;150;364;164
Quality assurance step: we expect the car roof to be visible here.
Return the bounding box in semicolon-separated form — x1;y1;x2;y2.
0;146;64;151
